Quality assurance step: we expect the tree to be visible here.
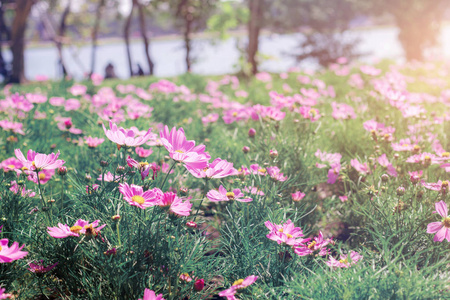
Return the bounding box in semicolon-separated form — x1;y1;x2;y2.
373;0;448;61
90;0;106;77
0;1;11;79
247;0;262;75
9;0;34;83
124;0;155;77
157;0;217;73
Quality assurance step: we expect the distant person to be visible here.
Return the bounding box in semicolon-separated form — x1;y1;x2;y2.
136;64;144;76
105;63;117;79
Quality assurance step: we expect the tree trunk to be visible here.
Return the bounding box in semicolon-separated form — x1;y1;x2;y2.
0;1;10;79
9;0;34;84
56;1;70;78
247;0;262;75
136;0;154;75
90;0;105;77
124;0;135;77
184;9;193;73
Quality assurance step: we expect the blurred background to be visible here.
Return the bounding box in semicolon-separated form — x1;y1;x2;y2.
0;0;449;83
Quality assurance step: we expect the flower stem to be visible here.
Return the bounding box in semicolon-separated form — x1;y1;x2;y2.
160;161;176;190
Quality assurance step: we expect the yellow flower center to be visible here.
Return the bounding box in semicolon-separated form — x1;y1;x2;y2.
226;192;235;200
70;225;82;234
308;241;317;249
258;168;266;173
278;228;284;233
7;164;15;169
0;246;2;251
339;258;349;264
443;152;450;158
309;109;317;117
32;161;36;167
413;145;420;151
443;217;450;228
175;150;184;153
233;279;244;286
402;144;409;147
286;233;293;238
21;167;28;171
39;173;46;180
442;181;449;188
139;162;149;167
232;112;238;117
132;195;145;204
424;155;431;160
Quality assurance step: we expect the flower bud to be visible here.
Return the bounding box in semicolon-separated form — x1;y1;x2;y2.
194;279;205;291
410;175;420;185
100;160;109;167
112;215;121;221
85;173;92;182
396;186;405;196
57;166;68;176
116;165;126;174
64;119;73;129
186;221;197;228
269;149;278;158
180;187;189;196
381;174;389;183
248;128;256;138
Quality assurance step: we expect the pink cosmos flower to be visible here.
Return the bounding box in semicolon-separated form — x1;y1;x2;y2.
294;231;332;257
136;147;153;158
47;219;106;239
391;138;416;152
27;169;55;184
91;73;104;86
157;192;192;216
15;149;65;171
292;191;305;202
250;164;267;176
0;120;25;135
159;126;210;169
65;98;81;111
422;180;450;194
377;154;398;177
103;121;152;150
0;238;28;263
186;158;238;179
207;186;252;202
55;116;83;134
69;84;87;96
427;201;450;242
267;166;287;182
218;275;258;300
0;287;12;299
201;113;219;126
49;97;65;106
138;288;165;300
1;157;23;172
28;260;58;274
350;158;370;175
126;156;152;181
327;163;341;184
10;181;36;198
97;171;120;182
264;219;305;246
119;183;160;209
85;136;105;148
331;102;356;120
406;152;441;165
297;106;321;122
243;186;264;196
326;251;363;268
86;184;100;194
339;196;348;202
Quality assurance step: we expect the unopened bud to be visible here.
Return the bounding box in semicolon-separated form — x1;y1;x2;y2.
396;186;405;196
242;146;250;154
100;160;109;167
269;149;278;158
248;128;256;138
410;175;420;185
57;166;67;176
381;174;389;183
112;215;121;221
180;187;189;196
116;165;126;174
85;173;92;182
186;221;197;228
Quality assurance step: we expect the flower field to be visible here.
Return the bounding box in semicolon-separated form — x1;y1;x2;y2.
0;60;450;299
